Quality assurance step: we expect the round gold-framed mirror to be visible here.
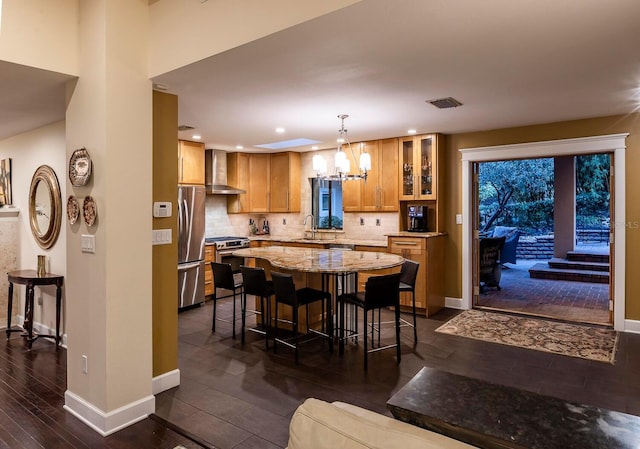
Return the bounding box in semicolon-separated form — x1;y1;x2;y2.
29;165;62;249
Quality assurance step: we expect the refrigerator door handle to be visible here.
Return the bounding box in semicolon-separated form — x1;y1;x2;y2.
178;261;202;272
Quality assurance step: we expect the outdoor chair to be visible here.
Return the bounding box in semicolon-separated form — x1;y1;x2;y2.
491;226;520;265
479;236;505;293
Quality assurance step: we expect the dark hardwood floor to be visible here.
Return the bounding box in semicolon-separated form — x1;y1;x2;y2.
3;299;640;449
0;333;205;449
154;300;640;449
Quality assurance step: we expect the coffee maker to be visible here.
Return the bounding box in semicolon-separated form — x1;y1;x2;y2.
407;205;428;232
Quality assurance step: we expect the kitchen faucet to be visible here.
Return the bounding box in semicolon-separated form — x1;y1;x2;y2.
303;214;316;239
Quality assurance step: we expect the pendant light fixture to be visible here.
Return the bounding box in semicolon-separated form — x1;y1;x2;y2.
313;114;370;181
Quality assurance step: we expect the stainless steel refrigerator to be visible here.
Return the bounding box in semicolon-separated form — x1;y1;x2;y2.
178;185;206;309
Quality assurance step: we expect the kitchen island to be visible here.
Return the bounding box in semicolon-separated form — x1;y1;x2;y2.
232;246;404;341
232;245;403;274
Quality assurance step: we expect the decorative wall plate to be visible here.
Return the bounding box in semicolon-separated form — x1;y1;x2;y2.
67;195;80;224
69;148;92;187
83;196;97;226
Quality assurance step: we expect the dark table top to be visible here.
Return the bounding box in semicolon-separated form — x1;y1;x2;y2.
387;366;640;449
7;270;64;285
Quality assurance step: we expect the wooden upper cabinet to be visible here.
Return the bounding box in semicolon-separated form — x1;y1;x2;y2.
249;153;270;213
227;151;300;213
178;140;205;185
270;152;300;212
227;152;250;213
399;134;437;201
341;146;362;212
344;138;399;212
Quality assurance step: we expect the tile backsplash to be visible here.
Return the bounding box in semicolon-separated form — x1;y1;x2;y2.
205;195;398;241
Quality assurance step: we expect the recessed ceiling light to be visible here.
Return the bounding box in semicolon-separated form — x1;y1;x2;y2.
235;145;243;150
311;146;319;150
275;127;285;133
407;129;417;135
192;135;201;140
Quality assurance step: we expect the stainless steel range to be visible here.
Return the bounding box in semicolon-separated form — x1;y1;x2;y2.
205;236;250;272
205;236;250;251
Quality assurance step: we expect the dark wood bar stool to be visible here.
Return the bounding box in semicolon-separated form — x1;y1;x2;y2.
239;266;274;347
211;262;243;339
399;259;420;342
271;271;332;364
339;272;401;370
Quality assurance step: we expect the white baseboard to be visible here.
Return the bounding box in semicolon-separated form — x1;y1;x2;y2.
64;390;155;436
152;369;180;395
445;297;465;310
624;319;640;334
13;314;68;347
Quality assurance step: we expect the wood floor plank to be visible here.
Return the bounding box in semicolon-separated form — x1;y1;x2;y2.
0;334;208;448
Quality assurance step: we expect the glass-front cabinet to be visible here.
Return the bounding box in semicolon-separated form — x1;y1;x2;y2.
399;134;436;200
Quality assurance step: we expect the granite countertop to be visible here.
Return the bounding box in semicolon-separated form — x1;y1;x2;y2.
232;245;404;273
387;366;640;449
248;235;388;248
385;231;446;238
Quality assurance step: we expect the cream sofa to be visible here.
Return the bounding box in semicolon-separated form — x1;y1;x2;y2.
287;398;478;449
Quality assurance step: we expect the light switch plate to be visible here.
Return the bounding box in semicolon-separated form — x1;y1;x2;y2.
81;234;95;253
456;214;463;225
152;229;172;245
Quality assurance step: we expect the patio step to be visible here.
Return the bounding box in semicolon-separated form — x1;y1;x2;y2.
547;258;610;272
566;251;609;264
528;263;609;284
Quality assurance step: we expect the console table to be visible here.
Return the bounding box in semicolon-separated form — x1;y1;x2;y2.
387;366;640;449
6;270;64;349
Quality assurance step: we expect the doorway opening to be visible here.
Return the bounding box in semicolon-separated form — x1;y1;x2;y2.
459;134;627;331
473;155;611;325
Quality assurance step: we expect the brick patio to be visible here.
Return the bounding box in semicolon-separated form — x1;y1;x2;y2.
476;250;611;325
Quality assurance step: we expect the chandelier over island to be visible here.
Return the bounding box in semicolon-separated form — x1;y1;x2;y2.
312;114;371;181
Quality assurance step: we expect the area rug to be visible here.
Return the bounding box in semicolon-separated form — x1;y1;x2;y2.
435;310;618;363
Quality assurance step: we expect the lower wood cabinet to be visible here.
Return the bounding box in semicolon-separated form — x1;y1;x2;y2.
204;244;215;297
354;245;396;292
388;235;445;316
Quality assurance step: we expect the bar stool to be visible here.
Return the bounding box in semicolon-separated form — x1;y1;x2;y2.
399;259;420;342
339;272;401;371
211;262;243;339
271;271;332;364
372;259;420;346
240;265;274;348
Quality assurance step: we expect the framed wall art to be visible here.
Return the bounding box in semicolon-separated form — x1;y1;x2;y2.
0;158;12;206
69;148;92;187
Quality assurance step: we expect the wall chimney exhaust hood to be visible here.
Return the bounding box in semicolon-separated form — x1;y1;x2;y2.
205;149;246;195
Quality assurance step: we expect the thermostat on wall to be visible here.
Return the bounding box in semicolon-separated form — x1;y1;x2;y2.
153;201;172;218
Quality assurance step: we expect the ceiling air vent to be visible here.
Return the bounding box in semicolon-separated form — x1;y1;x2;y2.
178;125;195;131
427;97;463;109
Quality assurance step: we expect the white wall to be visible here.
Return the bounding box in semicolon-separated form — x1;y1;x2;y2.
0;121;67;336
0;0;79;75
148;0;361;76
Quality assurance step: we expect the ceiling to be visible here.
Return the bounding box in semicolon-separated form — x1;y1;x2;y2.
3;0;640;151
0;61;75;141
